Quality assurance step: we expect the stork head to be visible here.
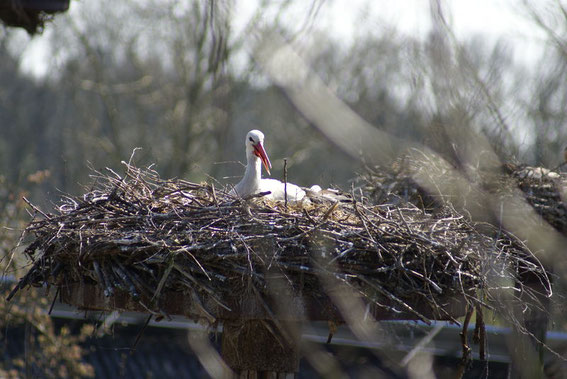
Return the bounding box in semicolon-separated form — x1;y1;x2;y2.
246;129;272;175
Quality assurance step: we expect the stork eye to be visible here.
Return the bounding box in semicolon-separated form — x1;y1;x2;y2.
249;137;254;142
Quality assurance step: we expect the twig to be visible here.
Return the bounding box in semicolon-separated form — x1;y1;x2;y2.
284;158;288;209
456;305;474;378
474;303;486;361
22;197;51;220
131;314;152;354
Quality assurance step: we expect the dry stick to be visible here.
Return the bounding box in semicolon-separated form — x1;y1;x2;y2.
321;202;339;222
302;208;317;225
48;287;60;315
284;158;288;209
131;314;152;354
352;199;382;260
243;191;272;201
22;196;51;220
456;305;474;378
6;259;42;301
326;320;338;344
209;183;218;206
112;264;139;300
356;276;431;324
176;247;211;280
114;258;154;298
151;258;174;303
172;263;231;311
93;261;112;297
474;303;486;361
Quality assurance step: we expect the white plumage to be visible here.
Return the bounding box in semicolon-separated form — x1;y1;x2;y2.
231;130;306;201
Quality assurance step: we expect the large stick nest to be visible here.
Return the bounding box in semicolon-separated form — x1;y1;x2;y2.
9;161;550;325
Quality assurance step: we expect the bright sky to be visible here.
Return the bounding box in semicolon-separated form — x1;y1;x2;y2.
231;0;548;66
18;0;548;78
322;0;541;42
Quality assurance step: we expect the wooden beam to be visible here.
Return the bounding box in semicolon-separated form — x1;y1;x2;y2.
59;281;468;323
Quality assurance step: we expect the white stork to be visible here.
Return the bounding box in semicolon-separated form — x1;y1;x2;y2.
231;130;306;201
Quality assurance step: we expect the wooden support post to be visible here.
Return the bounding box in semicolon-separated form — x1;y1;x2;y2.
507;269;552;378
221;319;301;378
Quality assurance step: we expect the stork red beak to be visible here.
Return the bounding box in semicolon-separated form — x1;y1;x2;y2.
253;142;272;175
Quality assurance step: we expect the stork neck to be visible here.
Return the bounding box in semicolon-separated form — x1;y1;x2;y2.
243;154;262;184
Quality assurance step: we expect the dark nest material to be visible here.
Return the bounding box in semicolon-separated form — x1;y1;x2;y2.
8;162;550;330
360;153;567;234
